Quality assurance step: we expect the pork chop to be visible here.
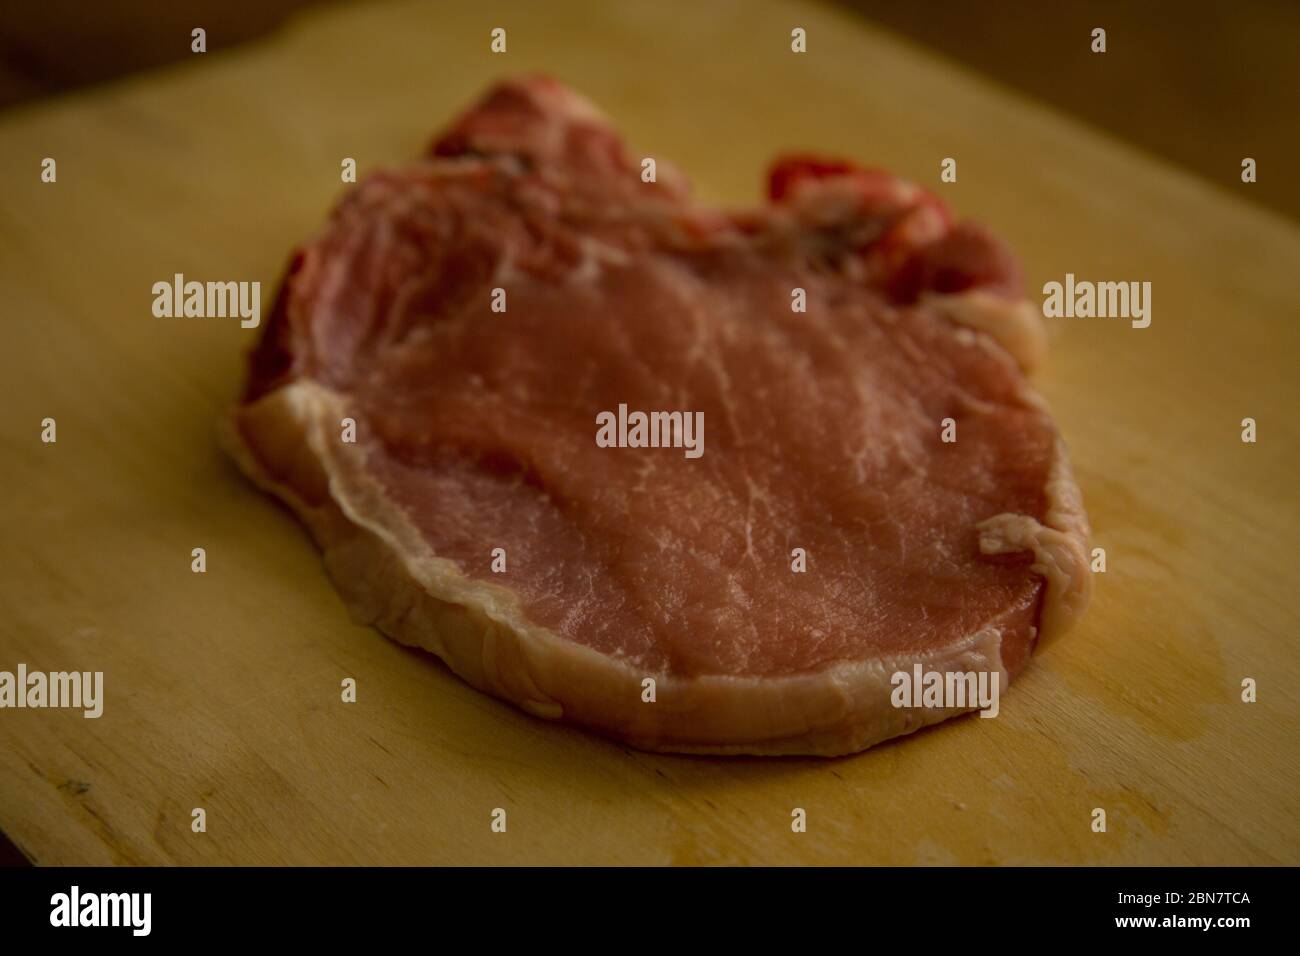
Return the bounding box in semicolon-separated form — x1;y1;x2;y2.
224;76;1090;755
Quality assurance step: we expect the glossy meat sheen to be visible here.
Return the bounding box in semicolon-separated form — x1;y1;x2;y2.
247;77;1054;681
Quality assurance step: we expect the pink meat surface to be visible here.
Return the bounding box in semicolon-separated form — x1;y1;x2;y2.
245;76;1056;684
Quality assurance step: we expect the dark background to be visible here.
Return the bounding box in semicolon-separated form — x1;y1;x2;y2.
0;0;1295;219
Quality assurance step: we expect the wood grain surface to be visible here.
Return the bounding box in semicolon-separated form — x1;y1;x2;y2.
0;0;1296;866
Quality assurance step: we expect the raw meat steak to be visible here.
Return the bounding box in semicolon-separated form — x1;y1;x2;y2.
224;76;1090;756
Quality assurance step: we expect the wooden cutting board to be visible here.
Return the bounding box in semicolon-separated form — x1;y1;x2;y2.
1;0;1296;866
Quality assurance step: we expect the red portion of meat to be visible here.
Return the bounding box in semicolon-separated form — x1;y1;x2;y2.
763;154;1022;305
244;251;303;401
768;155;916;215
895;221;1025;302
429;75;689;202
245;76;1051;679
